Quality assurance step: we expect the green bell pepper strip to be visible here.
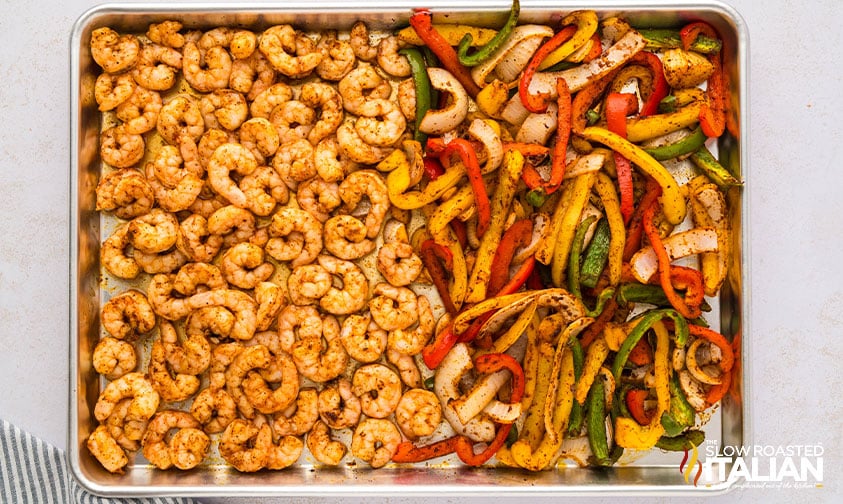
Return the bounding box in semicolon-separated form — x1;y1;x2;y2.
567;215;597;299
580;218;611;288
618;283;670;307
586;379;611;466
661;372;696;436
456;0;520;67
611;309;689;383
585;287;615;318
643;126;707;161
638;28;722;54
566;338;586;436
655;430;705;452
399;47;432;145
690;145;743;189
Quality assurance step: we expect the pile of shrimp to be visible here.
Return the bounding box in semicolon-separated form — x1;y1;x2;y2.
89;20;441;474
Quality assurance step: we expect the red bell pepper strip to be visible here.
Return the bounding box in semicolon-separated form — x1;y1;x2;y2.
392;436;460;463
582;33;603;62
680;22;725;137
571;67;622;133
421;321;459;369
488;219;534;296
503;142;550;157
440;139;491;237
518;26;577;113
628;336;653;366
494;256;536;297
630;51;669;117
625;388;653;426
420;239;458;317
605;92;639;224
408;10;482;98
578;295;618;348
521;78;572;194
450;219;468;250
526;264;545;290
423;156;446;180
622;177;662;261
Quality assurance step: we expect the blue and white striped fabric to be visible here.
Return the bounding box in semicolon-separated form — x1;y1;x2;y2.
0;419;202;504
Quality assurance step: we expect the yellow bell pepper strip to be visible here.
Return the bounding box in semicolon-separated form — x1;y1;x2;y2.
408;10;482;98
625;100;704;143
476;79;510;118
519;26;576;113
580;126;686;225
478;300;537;357
464;150;525;303
397;23;499;47
519;314;540;413
574;335;610;405
420;239;458;317
452;290;536;335
550;171;598;287
537;10;599;71
688;178;731;296
399;47;432;145
544;317;592;445
511;339;554;467
593;172;625;286
439;139;491;237
428;184;474;238
456;0;520;67
387;159;465;210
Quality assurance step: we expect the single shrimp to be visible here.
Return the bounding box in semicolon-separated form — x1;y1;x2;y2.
159;319;211;376
230;50;276;101
190;387;237;434
350;418;401;469
354;99;407;147
104;398;142;452
87;425;129;474
100;125;144;168
351;363;403;419
336;123;392;165
296;176;341;222
128;208;178;254
115;85;162;135
242;350;299;414
176;214;224;263
316;32;356;81
300;81;344;145
147;20;185;49
207;204;258;248
322;214;375;260
271;138;316;189
394;388;442;440
91;27;139;73
208;143;259;208
183;41;233;93
225;344;271;418
276;305;323;352
376;36;411;77
259;25;323;79
368;283;418;331
133;247;188;275
95;168;154;220
269;100;316;144
317;378;361;430
188;288;258;341
186;306;235;343
142;410;207;470
170;426;212;470
173;261;227;296
143;161;203;213
377;242;422;287
147;273;192;320
286;263;331;306
132;42;182;91
290;314;348;383
249;82;293;119
397;78;416;121
198;128;238;169
316;254;369;315
101;289;156;340
265;432;304;470
199;89;248;131
387;295;434;356
273;388;319;436
306;420;346;466
92;337;137;380
102;223;140;279
238;118;280;165
149;339;200;403
94;371;160;425
339;169;391;239
266;207;323;267
220;242;275;290
340;314;387;364
157;94;205;145
255;282;285;332
95;72;135;111
338;65;392;116
209;342;243;390
349;21;377;62
314;136;358;183
386;349;423;389
220;418;271;472
230;30;258;59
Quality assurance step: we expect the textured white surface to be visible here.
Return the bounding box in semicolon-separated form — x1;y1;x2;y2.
0;0;841;502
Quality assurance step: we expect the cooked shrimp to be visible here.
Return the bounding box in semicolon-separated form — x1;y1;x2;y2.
104;398;143;451
350;418;401;469
386;349;423;389
173;261;227;296
336;122;392;165
314;136;358;183
275;304;322;352
354;99;407;147
397;78;416;121
101;289;156;340
317;378;361;430
183;41;233;92
377;36;411;77
102;223;141;279
186;306;235;343
209;342;243;390
322;214;375;260
316;32;356;81
91;27;140;73
349;21;377;62
208;143;258;208
94;371;160;424
226;344;272;419
230;30;258;59
149;339;200;403
142;410;207;470
188;288;258;341
157;94;205;145
133;246;188;275
316;254;369;315
128;208;178;254
197;129;237;169
340;314;387;364
147;20;185;48
207;204;258;247
144;161;203;213
290;314;348;383
170;427;212;470
87;425;129;474
220;242;275;290
95;72;135;112
296;177;341;222
286;264;331;306
394;388;442;440
255;282;285;332
271;138;316;189
266;207;323;267
238;118;280;165
200;89;248;131
351;363;403;419
132;42;182;91
273;387;319;436
269;100;316;144
231;50;276;100
147;273;192;320
259;25;322;79
300;81;344;145
243;350;299;414
176;214;224;263
369;283;418;331
249;82;293;119
149;144;197;189
190;387;237;434
220;418;271;472
159;319;211;375
377;242;422;287
387;295;434;356
115;85;162;134
265;432;304;470
96;168;154;220
306;420;346;466
338;65;392;116
100;125;144;168
92;337;137;380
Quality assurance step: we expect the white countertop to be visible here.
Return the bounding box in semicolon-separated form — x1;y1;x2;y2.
1;0;840;502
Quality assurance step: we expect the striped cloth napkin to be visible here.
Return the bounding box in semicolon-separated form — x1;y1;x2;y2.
1;419;202;504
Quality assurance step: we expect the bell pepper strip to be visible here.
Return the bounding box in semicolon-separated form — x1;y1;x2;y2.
494;256;536;298
584;287;615;318
488;218;534;296
477;300;538;357
686;323;735;386
611;309;688;383
627;334;654;366
537;10;599;70
592;173;625;285
397;23;499;47
605;92;639;223
550;171;598;287
580;126;686;225
625;100;703;143
572;33;603;63
520;314;541;412
688;177;731;296
656;430;705;452
392;436;460;463
660;373;696;436
456;0;520;67
571;67;622;133
439;139;491;237
567;215;597;299
504;142;551;157
510;340;554;468
399;47;432;145
421;321;458;370
428;184;474;238
452;290;537;335
680;22;726;138
387;158;465;209
450;218;468;250
420;239;458;317
623;177;662;261
617;282;670;307
464;150;526;303
587;379;612;465
476;79;510;118
456;422;513;466
689;145;743;188
408;10;482;98
566;338;586;436
519;26;577;113
630;51;669;117
544;317;592;444
639;28;722;54
470;24;555;88
705;361;733;407
520;79;572;194
625;388;653;426
577;295;618;348
423;156;445;179
431;226;469;311
574;335;610;405
644;126;707;161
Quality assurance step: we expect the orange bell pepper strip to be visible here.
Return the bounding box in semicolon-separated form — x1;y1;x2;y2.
521;79;572;194
408;9;481;98
571;67;622;133
420;239;458;316
605;92;639;224
519;26;577;113
630;51;669;117
392;436;460;463
680;22;726;137
488;219;534;296
623;177;662;261
439;139;491;237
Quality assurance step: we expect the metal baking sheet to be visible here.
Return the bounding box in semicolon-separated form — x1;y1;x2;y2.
69;0;749;496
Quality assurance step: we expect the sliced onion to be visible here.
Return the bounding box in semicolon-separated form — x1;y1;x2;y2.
451;368;512;425
468;119;503;174
685;338;723;385
516;102;558;144
678;369;708;412
500;92;532;127
630;227;719;283
434;343;497;442
563;150;607;180
494;35;547;83
470;25;555;88
419;67;468;135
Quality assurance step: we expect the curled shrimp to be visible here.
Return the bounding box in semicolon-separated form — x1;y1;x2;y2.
200;89;248;131
134;246;188;275
176;214;224;263
238;118;280;165
259;25;323;79
290;314;348;383
296;176;341;222
286;263;331;306
150;144;197;190
149;339;200;403
173;262;228;296
230;30;258;59
300;81;344;145
316;254;369;315
336;122;392;165
354;98;407;147
266;207;323;267
132;42;182;91
377;241;422;287
220;418;271;472
351;363;403;419
209;342;242;390
157;94;205;145
198;128;238;169
115;85;162;135
271;138;316;189
102;223;140;279
94;372;160;426
339;169;391;239
186;306;235;343
188;288;258;341
220;242;275;290
397;77;416;121
377;35;411;77
147;20;185;49
100;125;144;168
322;215;375;260
101;289;156;340
249;82;293;119
276;305;323;352
91;27;140;73
208;143;258;208
190;387;237;434
269;100;316;144
207;204;258;248
369;283;418;331
306;420;346;466
144;161;203;213
128;208;178;254
338;65;392;116
350;418;401;469
314;136;358;183
386;349;423;389
93;337;137;380
317;378;361;430
159;319;211;376
255;281;285;332
394;388;442;440
95;168;154;220
264;430;304;470
274;387;319;436
142;410;208;470
147;273;192;320
183;41;233;92
340;313;387;364
243;350;299;414
225;344;272;418
95;72;135;111
104;398;143;451
316;32;356;81
387;295;434;356
87;425;129;474
231;50;276;101
239;162;287;216
349;21;377;62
